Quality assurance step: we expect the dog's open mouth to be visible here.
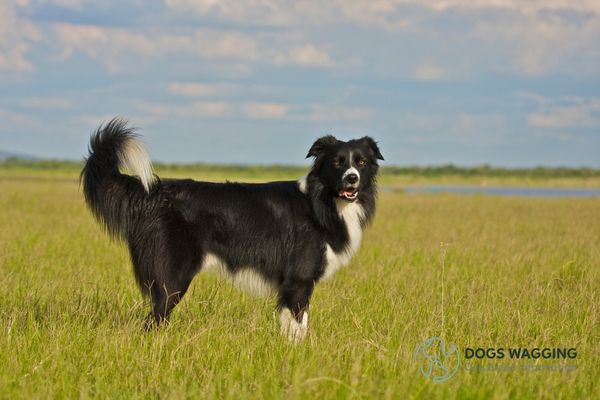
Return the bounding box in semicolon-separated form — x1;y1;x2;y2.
339;188;358;201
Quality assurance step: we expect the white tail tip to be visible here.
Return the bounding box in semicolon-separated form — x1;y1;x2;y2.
118;137;156;192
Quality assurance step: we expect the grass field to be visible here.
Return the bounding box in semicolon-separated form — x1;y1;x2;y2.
1;165;599;399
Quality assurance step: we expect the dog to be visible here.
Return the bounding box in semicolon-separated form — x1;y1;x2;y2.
81;118;383;342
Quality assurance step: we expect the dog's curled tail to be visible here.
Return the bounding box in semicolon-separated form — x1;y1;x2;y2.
81;117;157;239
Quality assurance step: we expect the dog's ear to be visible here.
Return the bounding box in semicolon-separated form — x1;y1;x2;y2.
360;136;384;160
306;135;338;158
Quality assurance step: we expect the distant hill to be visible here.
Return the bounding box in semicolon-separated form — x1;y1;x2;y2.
0;149;39;161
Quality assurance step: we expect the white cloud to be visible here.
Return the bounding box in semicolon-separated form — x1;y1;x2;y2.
163;0;412;31
53;23;259;72
242;102;289;119
167;83;219;97
130;99;373;125
415;63;446;81
418;0;600;15
133;102;171;121
526;96;600;129
164;1;600;30
196;31;258;60
52;22;339;72
274;44;335;68
397;112;507;145
329;1;600;32
72;113;123;127
452;112;506;142
19;97;72;109
164;0;298;27
302;105;374;123
174;101;232;118
0;2;40;73
166;81;281;98
115;100;233;125
162;0;600;78
54;23;156;73
241;102;374;123
72;100;233;127
329;1;410;31
471;13;600;76
41;0;83;9
0;108;34;125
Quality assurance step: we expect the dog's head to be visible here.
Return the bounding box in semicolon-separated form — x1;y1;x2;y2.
306;135;383;202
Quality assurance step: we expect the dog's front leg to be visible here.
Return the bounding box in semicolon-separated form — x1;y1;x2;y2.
278;278;314;343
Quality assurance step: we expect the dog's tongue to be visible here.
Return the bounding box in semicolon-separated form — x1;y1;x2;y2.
340;189;355;197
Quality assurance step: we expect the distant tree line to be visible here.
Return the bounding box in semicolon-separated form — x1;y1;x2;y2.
1;158;599;178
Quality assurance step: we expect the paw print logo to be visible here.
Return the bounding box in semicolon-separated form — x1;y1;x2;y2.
414;337;460;383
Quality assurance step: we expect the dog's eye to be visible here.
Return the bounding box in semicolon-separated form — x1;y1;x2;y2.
357;159;366;167
333;158;343;168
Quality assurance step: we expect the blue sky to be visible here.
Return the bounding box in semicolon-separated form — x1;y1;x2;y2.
1;0;599;166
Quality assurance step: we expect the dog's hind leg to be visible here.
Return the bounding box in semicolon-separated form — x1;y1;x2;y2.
146;271;194;327
132;237;199;328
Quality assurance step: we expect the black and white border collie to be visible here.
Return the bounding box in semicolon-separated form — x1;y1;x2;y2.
81;118;383;342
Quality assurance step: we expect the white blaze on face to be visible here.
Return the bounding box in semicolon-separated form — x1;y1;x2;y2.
342;166;360;182
342;152;360;184
339;152;360;200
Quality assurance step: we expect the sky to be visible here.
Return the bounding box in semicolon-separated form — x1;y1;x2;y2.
1;0;599;167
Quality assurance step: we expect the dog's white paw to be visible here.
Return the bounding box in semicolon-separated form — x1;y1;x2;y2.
280;308;308;343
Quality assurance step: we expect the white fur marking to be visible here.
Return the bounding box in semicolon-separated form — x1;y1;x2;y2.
343;166;360;181
298;176;308;194
201;253;229;276
322;200;365;280
280;308;308;343
119;138;156;192
200;252;275;297
233;268;276;297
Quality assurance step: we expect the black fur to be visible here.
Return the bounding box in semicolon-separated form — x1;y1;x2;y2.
81;118;382;331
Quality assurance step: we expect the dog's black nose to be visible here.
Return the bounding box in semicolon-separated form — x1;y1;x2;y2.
345;173;359;184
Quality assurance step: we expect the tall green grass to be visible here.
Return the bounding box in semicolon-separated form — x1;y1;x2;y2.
0;170;598;399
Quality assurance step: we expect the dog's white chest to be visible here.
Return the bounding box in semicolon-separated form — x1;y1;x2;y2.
322;201;364;280
201;254;275;297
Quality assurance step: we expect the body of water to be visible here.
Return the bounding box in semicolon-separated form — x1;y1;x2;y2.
402;185;600;198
